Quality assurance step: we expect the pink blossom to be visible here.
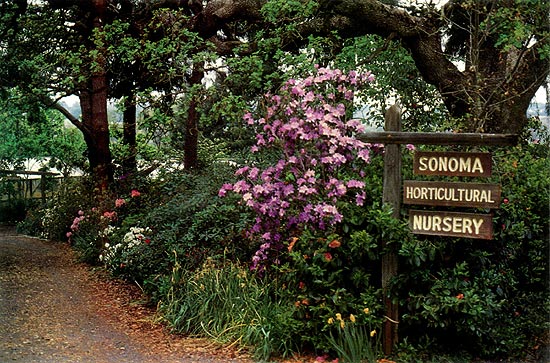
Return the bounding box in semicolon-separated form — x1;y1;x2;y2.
356;192;366;206
218;183;233;197
103;211;117;220
235;166;249;176
115;198;126;208
130;189;141;198
248;167;260;180
347;180;365;189
233;180;250;193
243;112;255;125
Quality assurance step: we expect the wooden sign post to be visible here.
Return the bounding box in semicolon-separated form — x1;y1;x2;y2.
381;105;401;355
358;111;517;355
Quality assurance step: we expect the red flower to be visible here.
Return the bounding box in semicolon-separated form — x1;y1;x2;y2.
145;239;151;244
131;189;141;198
503;198;509;204
324;252;333;262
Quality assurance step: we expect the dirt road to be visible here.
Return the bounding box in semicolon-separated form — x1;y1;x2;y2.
0;226;253;363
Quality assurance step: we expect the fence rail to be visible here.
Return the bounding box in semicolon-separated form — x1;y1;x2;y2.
0;170;63;222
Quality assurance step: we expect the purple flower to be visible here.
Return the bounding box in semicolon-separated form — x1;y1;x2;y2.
347;180;365;189
244;112;255;125
227;66;377;272
233;180;250;193
355;192;366;206
218;183;233;197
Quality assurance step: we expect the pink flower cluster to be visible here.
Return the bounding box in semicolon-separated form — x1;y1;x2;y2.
220;66;376;271
67;210;86;239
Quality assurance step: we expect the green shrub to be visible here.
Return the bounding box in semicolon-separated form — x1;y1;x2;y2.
396;141;550;359
142;165;255;273
17;177;96;241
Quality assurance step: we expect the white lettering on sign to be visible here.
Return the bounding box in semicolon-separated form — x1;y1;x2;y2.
405;186;495;203
418;156;484;174
412;214;484;235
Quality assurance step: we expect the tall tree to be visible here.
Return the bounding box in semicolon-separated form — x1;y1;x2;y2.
1;0;114;187
193;0;549;134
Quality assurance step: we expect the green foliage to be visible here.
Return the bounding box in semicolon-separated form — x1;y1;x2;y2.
335;35;448;130
158;259;302;361
396;137;550;359
142;164;255;275
272;203;395;354
327;318;380;363
71;210;104;265
0;90;86;170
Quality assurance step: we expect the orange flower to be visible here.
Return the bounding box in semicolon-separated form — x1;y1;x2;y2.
288;237;298;252
328;240;341;248
456;293;464;300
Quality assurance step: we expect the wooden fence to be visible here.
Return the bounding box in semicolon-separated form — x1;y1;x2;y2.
0;170;61;218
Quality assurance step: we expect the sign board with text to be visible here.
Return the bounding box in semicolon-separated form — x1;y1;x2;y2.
409;210;494;240
403;180;501;208
413;151;492;177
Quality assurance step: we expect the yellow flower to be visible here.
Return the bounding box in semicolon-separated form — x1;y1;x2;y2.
335;313;342;321
340;320;345;329
350;314;356;323
370;329;377;337
327;317;334;325
363;308;370;314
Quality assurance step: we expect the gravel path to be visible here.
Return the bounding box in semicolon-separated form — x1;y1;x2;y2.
0;226;253;363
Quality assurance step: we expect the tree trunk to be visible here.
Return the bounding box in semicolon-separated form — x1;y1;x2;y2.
184;63;204;170
81;0;112;189
122;92;137;176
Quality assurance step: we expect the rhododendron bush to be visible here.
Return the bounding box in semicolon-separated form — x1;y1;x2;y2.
219;66;378;270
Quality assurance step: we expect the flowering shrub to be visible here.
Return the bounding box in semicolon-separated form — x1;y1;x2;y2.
100;226;152;274
326;310;380;363
67;208;106;264
220;66;377;271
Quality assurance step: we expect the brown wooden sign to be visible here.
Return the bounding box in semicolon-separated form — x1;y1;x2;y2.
403;180;501;208
409;210;493;239
413;151;492;177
